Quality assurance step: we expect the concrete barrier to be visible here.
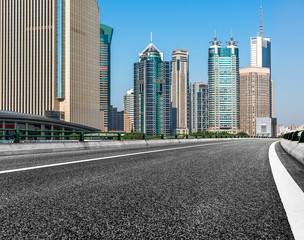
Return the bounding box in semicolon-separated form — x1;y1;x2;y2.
280;139;304;165
0;138;250;157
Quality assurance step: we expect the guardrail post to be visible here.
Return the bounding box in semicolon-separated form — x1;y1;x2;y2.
287;133;293;140
117;133;122;141
299;132;304;143
291;131;299;141
14;129;20;143
80;131;85;142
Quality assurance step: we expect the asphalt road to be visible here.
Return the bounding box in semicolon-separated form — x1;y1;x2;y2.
0;140;295;239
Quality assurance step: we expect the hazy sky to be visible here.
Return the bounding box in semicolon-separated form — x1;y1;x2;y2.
97;0;304;127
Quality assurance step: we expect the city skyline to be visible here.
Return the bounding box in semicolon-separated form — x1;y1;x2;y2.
98;0;304;126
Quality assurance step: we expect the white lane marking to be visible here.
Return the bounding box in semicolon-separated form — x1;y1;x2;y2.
0;141;243;175
269;142;304;240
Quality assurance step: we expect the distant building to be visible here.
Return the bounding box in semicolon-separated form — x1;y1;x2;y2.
278;125;285;136
0;0;103;130
123;112;133;133
278;125;288;136
171;49;189;134
190;82;208;133
134;40;171;134
109;106;124;132
208;37;240;134
298;124;304;131
240;67;271;136
256;118;277;137
271;80;274;118
124;89;135;131
289;124;296;131
100;24;114;131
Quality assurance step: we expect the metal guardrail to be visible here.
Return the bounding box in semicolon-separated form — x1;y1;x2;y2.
0;129;123;143
282;130;304;143
0;129;261;143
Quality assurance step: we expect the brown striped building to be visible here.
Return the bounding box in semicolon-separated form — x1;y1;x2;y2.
0;0;104;130
240;67;271;136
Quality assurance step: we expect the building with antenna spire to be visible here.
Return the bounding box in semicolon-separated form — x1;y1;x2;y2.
250;2;273;118
239;3;276;136
134;37;171;134
250;4;271;69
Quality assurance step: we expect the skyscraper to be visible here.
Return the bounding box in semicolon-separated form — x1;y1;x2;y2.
100;24;114;132
190;82;208;133
124;89;135;131
171;49;189;134
208;37;240;134
0;0;103;130
250;4;273;117
134;40;171;134
240;67;271;136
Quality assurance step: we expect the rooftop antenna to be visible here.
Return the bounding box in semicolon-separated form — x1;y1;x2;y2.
210;30;221;46
150;32;153;43
258;0;263;37
231;30;233;41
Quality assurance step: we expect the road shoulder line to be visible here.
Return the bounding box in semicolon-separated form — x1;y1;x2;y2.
269;142;304;240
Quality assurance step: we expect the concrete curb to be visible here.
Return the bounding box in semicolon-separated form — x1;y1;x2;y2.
0;138;247;157
280;139;304;165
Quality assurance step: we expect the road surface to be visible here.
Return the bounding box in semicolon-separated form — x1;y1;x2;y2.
0;139;297;239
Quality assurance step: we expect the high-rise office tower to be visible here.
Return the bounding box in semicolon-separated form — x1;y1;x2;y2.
0;0;103;130
171;49;189;134
190;82;208;133
134;40;171;134
100;24;113;132
250;4;273;117
208;37;240;133
240;67;271;136
124;89;134;131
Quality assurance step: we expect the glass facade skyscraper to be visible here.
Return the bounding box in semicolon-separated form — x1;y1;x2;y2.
100;24;114;131
208;37;240;133
134;41;171;134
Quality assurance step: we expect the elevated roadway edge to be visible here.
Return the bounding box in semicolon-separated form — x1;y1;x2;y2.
0;138;254;157
280;139;304;165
